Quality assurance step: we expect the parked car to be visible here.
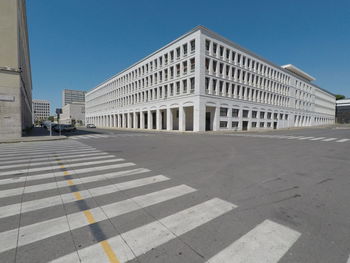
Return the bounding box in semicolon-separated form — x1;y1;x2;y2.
86;124;96;128
53;124;76;133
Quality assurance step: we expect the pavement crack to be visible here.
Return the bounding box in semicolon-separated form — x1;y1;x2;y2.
316;178;333;185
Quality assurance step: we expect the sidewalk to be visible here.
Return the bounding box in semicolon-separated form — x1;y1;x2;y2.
0;127;67;144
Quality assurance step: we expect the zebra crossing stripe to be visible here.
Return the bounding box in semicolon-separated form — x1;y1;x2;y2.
0;163;138;197
336;138;350;143
298;137;314;140
206;220;301;263
322;138;337;142
0;152;109;166
0;150;103;162
0;149;100;160
310;137;325;141
0;155;116;170
0;158;125;177
0;146;94;155
0;171;171;219
52;198;236;263
0;179;193;254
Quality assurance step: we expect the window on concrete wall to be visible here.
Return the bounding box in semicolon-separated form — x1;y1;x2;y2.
232;121;239;128
205;78;209;92
267;122;271;128
274;113;278;120
260;122;264;128
243;110;249;118
260;112;265;119
220;121;228;128
285;114;288;120
170;51;174;62
267;112;272;119
206;40;210;52
190;77;195;92
176;47;181;59
252;122;257;128
190;40;195;52
232;109;239;118
252;111;257;118
183;44;188;56
220;107;228;117
213;43;217;54
190;58;195;72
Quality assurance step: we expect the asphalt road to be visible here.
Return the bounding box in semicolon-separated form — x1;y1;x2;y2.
0;126;349;263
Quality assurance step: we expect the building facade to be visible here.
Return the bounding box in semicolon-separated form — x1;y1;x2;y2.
0;0;33;139
32;99;50;123
60;102;85;126
336;99;350;123
86;26;335;132
62;89;86;107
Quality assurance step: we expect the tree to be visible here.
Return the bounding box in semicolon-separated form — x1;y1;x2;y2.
335;94;345;100
48;116;54;122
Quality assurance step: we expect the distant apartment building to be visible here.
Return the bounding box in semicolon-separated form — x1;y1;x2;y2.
32;99;50;122
336;99;350;123
60;102;85;125
0;0;33;139
85;26;335;132
62;89;86;106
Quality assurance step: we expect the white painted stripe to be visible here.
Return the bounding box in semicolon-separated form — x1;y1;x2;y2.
310;137;326;141
0;168;152;218
0;155;116;170
0;150;104;162
0;152;109;165
0;149;100;160
0;162;137;188
0;158;124;177
206;220;301;263
296;136;309;140
0;175;173;253
0;146;95;155
52;198;236;263
322;138;337;142
0;163;138;197
336;138;350;143
298;137;315;140
347;255;350;263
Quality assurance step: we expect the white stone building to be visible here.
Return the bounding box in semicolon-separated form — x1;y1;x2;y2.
32;99;50;122
60;102;85;126
85;26;335;132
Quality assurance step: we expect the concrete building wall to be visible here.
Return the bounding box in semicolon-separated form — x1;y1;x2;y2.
32;100;50;122
61;102;85;125
62;89;86;107
0;0;32;139
85;26;335;132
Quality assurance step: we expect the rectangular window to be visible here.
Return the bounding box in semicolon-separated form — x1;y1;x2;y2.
190;40;195;52
206;40;210;51
267;122;271;128
232;121;239;128
232;109;239;117
274;113;278;120
285;114;288;120
260;112;265;119
252;122;257;128
260;122;264;128
220;121;227;128
252;111;257;118
220;107;228;117
183;44;188;56
243;110;249;118
267;112;272;119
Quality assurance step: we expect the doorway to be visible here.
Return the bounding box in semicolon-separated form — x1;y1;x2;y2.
242;121;248;131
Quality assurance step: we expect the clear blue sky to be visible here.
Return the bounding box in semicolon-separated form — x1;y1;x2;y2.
27;0;350;114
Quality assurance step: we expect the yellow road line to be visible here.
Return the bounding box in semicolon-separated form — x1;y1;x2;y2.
58;160;121;263
101;240;120;263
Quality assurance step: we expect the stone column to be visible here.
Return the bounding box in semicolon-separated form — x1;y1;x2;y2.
156;109;161;130
167;108;173;131
179;106;185;131
147;110;152;130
